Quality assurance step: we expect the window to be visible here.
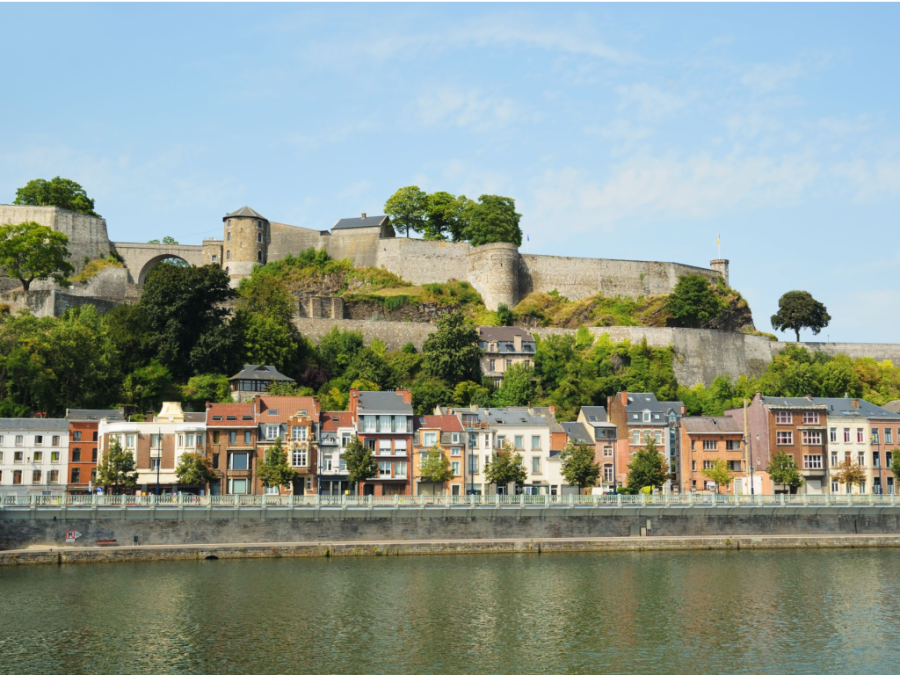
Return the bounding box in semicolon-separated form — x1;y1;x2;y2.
726;440;741;450
92;448;97;462
71;467;80;483
244;431;253;445
451;461;461;477
775;412;792;424
35;435;43;446
832;481;840;493
257;220;262;228
802;431;823;445
292;426;307;442
396;439;408;453
802;412;820;425
776;431;793;445
888;452;893;468
423;432;438;447
728;461;742;471
887;429;893;444
451;433;460;444
858;452;866;467
227;219;232;226
226;250;231;260
703;440;717;451
830;428;837;443
489;359;496;372
603;446;613;457
484;433;491;449
226;231;232;241
632;430;640;445
73;431;82;441
15;435;23;446
532;457;541;474
213;454;219;469
292;448;307;467
379;461;391;477
265;486;279;495
50;451;59;463
532;435;542;451
859;480;867;494
324;456;333;471
655;430;663;445
48;470;59;484
844;428;851;443
872;429;880;445
72;448;81;462
451;446;461;456
857;428;865;443
51;435;60;447
14;451;23;463
13;470;22;485
377;416;391;433
831;451;838;466
257;232;263;243
642;411;651;422
150;457;160;471
469;455;479;474
874;452;881;468
228;479;248;494
394;461;406;477
506;359;513;369
256;251;262;262
703;460;715;469
229;453;249;470
803;455;823;469
229;431;237;444
34;451;43;463
211;254;218;263
265;425;279;441
603;464;614;482
32;470;42;484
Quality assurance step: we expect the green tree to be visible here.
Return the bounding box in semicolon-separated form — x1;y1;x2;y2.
835;459;866;492
483;441;527;491
892;452;900;486
421;312;482;386
139;263;237;376
701;458;734;491
771;290;832;342
495;303;515;326
666;275;722;328
0;221;74;291
766;450;805;492
423;191;471;241
626;438;668;492
267;382;315;397
492;363;534;407
317;327;364;378
344;434;377;494
181;373;232;411
465;195;523;247
384;186;428;238
560;441;600;490
411;377;452;415
14;177;99;217
122;361;174;413
451;380;492;408
235;310;302;375
418;447;455;488
256;438;299;490
236;270;295;324
175;452;218;488
344;347;393;390
94;438;138;495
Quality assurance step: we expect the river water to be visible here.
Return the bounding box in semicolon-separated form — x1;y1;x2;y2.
2;550;899;674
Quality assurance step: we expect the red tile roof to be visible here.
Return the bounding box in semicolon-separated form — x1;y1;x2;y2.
416;415;464;432
207;403;256;427
321;411;354;431
255;396;320;424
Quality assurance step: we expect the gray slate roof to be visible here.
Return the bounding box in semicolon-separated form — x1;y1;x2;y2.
67;409;124;421
224;206;266;220
0;418;69;430
357;391;413;415
229;365;295;382
580;406;608;424
478;326;535;343
816;397;900;420
682;416;742;434
332;215;389;230
562;421;593;445
447;407;550;427
761;396;828;409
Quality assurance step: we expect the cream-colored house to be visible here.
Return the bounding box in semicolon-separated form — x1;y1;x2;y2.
477;327;536;386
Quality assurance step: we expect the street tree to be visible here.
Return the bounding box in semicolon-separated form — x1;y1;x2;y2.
344;434;377;494
766;450;805;492
666;274;723;328
560;440;600;491
422;311;482;386
384;186;428;238
465;195;523;247
893;452;900;486
771;291;831;342
418;446;455;491
94;438;138;495
175;452;218;489
483;441;527;492
14;177;100;217
835;459;866;493
0;221;74;291
626;438;668;492
257;438;299;491
701;458;734;492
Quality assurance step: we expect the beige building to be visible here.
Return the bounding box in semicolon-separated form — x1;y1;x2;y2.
477;326;536;386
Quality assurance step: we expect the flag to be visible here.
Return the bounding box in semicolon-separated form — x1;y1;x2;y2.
527;234;530;242
717;233;720;246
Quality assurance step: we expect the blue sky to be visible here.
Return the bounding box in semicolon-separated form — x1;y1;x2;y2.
1;3;899;343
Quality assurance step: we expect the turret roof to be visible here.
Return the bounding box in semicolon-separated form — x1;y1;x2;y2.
224;206;266;221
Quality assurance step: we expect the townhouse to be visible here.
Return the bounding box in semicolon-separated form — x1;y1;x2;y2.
206;402;257;496
0;419;69;497
680;415;771;495
607;392;683;491
254;395;320;496
477;326;536;386
349;389;414;496
319;411;353;495
412;414;466;496
66;409;125;494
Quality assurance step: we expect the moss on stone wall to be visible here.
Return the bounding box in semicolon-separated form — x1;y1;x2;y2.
70;255;124;284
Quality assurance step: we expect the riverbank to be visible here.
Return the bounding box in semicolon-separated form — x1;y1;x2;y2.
4;534;900;566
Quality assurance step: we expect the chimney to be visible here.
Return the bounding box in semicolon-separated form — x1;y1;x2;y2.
398;389;413;404
361;213;366;219
620;391;628;405
470;404;479;412
548;405;556;416
851;399;860;409
681;405;687;415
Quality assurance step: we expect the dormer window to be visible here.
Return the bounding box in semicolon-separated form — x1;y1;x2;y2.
642;411;650;422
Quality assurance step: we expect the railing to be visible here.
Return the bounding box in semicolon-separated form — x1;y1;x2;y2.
0;492;899;508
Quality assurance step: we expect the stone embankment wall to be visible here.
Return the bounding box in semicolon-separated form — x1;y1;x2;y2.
771;341;900;364
3;506;900;550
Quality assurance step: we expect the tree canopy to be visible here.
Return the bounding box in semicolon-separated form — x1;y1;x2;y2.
626;438;668;491
0;221;74;291
257;438;299;489
418;447;455;485
175;452;218;487
560;441;600;489
666;275;723;328
465;195;523;247
483;441;527;488
344;435;377;491
771;290;831;342
14;177;100;217
384;186;428;238
766;450;804;490
701;458;733;490
95;438;138;494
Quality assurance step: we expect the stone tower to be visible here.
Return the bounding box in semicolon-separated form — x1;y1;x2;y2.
710;259;730;286
222;206;268;286
467;241;520;310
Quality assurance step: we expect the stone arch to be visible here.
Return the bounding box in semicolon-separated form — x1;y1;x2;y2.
138;254;191;284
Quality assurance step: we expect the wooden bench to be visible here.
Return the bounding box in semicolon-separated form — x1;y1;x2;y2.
96;539;117;547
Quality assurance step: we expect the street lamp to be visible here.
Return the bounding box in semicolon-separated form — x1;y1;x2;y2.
155;427;161;497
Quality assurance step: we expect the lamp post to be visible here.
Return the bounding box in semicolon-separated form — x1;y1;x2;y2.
155;427;161;497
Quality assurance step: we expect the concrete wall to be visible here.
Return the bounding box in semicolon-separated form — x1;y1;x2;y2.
3;506;900;549
375;238;469;285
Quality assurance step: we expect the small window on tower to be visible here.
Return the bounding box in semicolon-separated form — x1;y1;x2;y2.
257;251;262;262
226;250;231;260
227;219;232;226
257;232;262;243
257;220;262;228
211;255;218;263
226;231;231;241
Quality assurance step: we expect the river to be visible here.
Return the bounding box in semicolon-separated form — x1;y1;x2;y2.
1;550;899;674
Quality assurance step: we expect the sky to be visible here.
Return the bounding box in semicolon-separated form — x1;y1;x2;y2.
1;3;899;343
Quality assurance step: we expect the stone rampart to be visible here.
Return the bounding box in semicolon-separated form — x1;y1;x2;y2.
0;290;122;317
374;238;469;285
772;341;900;364
293;318;438;352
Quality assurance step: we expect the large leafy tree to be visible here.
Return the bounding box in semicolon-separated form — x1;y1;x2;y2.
95;438;138;495
411;377;452;415
626;438;668;491
424;192;472;241
0;221;74;291
384;186;428;238
175;452;218;488
14;177;100;217
181;373;232;411
122;361;175;413
317;327;364;378
234;310;303;375
483;441;527;490
138;263;238;376
835;459;865;492
344;435;377;494
701;458;734;491
771;290;831;342
421;311;482;386
766;450;804;491
257;438;299;491
465;195;523;247
492;363;535;407
560;440;600;490
666;275;723;328
418;447;455;487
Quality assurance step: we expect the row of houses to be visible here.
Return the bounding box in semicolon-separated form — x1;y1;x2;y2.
1;381;899;497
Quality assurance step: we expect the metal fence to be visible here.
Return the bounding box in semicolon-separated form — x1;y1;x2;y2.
1;492;900;509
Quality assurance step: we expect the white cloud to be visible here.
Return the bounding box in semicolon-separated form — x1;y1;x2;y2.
285;120;377;153
616;83;685;120
741;62;805;93
414;88;528;131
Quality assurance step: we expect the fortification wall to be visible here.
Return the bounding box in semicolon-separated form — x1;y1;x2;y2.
0;289;122;317
468;242;520;309
375;238;469;285
267;222;327;262
33;266;129;300
519;254;721;301
0;205;111;272
772;342;900;364
323;229;384;267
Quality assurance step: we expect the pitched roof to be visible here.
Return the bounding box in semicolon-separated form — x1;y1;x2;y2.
817;397;900;420
224;206;266;220
623;393;684;414
761;396;828;409
580;406;608;424
883;401;900;414
416;415;464;432
357;391;413;415
229;364;294;382
682;416;742;434
0;418;69;431
321;411;354;431
332;215;390;231
67;408;125;422
562;421;593;445
256;396;320;424
478;326;535;343
446;407;549;427
206;403;256;427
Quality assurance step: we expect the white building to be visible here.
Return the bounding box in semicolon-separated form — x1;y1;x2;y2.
0;419;69;497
